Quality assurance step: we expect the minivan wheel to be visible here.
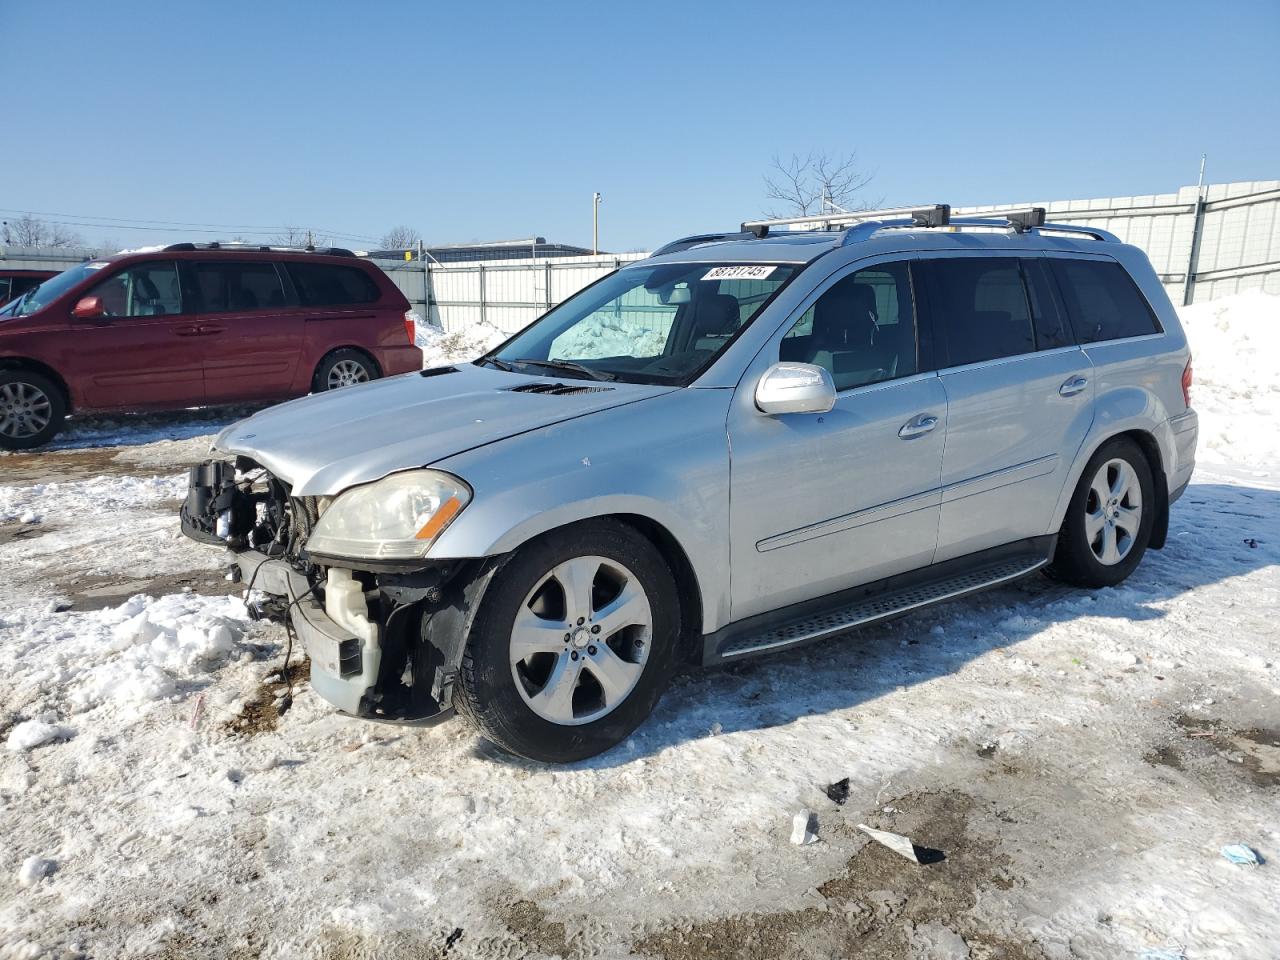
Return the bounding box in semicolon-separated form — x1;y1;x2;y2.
314;349;381;392
454;520;680;763
0;370;67;450
1047;437;1155;588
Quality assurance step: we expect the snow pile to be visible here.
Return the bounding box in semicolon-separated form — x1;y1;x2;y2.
0;473;186;524
550;314;668;360
1176;289;1280;469
5;715;75;752
2;592;250;716
414;320;507;367
16;857;57;888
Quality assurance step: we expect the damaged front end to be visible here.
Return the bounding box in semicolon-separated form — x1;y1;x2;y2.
181;458;494;724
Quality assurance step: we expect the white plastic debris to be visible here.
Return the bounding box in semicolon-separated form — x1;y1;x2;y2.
790;809;818;845
17;857;56;888
858;823;920;863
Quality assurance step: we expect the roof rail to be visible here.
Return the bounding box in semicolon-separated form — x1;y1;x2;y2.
651;231;755;257
160;241;358;257
741;204;951;237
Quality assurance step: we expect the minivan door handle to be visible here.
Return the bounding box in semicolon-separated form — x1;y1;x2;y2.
898;414;939;439
1059;375;1089;397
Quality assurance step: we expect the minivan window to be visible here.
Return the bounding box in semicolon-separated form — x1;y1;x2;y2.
781;261;918;391
87;262;183;317
921;257;1035;366
192;261;287;312
286;262;380;307
1049;258;1161;343
12;262;105;315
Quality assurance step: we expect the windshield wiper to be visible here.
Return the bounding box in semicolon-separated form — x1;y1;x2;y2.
478;356;517;372
511;358;616;382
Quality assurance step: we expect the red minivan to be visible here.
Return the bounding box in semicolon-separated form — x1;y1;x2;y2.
0;245;423;448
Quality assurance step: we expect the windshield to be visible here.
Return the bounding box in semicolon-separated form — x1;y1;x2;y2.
12;262;107;316
486;262;799;385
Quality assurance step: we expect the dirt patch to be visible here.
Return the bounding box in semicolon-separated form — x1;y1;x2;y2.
64;568;240;612
636;791;1043;960
225;658;310;737
496;899;571;957
0;445;186;484
1161;714;1280;788
0;520;56;545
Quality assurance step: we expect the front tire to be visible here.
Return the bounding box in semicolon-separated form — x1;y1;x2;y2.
1047;437;1155;588
0;369;67;450
455;520;680;763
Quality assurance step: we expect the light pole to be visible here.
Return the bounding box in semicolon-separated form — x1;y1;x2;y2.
592;192;602;255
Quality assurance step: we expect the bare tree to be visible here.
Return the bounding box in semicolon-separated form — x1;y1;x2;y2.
270;226;331;249
380;225;421;249
1;215;85;248
762;152;878;219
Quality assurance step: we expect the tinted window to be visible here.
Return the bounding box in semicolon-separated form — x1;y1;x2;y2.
88;262;183;317
922;258;1035;366
780;261;918;391
192;261;286;312
1023;258;1073;350
286;262;380;306
1049;258;1161;343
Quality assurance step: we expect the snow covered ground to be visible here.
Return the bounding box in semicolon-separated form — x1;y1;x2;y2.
1;293;1277;960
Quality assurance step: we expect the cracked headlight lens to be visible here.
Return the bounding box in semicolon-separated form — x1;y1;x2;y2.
305;470;470;560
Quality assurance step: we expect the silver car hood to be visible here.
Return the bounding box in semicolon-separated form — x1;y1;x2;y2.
214;363;676;495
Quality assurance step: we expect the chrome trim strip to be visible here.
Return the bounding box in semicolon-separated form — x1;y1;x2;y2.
935;345;1083;376
723;557;1048;658
757;488;941;553
941;454;1060;504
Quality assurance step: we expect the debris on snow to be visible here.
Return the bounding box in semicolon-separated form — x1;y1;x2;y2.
5;717;75;752
17;857;57;888
858;823;929;863
791;809;819;845
825;777;850;806
1221;844;1262;866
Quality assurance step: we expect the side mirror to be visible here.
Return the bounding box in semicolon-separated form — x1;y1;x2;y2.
754;362;837;416
71;295;106;320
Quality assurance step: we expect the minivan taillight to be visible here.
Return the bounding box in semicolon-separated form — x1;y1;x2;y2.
403;310;417;346
1181;356;1193;408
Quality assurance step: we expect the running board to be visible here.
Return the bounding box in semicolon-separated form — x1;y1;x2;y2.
710;541;1052;663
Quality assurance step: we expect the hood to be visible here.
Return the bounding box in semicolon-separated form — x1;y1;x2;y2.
214;363;676;495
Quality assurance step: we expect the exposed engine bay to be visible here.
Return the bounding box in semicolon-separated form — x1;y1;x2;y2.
180;458;495;724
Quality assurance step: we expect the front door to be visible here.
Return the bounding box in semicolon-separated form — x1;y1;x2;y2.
916;254;1095;563
727;258;947;621
192;260;304;402
71;259;206;410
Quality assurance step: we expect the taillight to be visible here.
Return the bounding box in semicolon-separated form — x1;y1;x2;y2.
403;310;418;345
1181;355;1193;408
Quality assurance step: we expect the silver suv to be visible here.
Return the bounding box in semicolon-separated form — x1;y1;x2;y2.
181;204;1198;762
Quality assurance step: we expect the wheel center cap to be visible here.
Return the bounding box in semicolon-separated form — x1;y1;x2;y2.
572;628;591;649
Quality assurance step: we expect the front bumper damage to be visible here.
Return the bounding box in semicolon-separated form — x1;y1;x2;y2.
182;459;497;725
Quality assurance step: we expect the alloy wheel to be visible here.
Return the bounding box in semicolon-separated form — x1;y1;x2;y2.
327;359;371;389
510;555;653;726
0;381;53;440
1085;457;1143;565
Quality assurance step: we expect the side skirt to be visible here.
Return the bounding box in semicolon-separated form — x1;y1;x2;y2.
702;535;1057;665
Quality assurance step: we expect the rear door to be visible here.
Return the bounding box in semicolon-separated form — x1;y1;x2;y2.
918;255;1094;563
71;260;206;409
192;260;304;402
728;257;947;619
284;261;383;374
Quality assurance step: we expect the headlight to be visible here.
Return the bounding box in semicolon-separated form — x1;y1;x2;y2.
305;470;471;560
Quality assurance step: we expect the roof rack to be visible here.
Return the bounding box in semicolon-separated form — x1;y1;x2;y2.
160;241;358;257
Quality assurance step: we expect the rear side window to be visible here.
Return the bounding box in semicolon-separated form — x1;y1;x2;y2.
920;258;1035;366
191;261;286;313
1023;259;1073;350
286;262;380;307
1048;259;1161;343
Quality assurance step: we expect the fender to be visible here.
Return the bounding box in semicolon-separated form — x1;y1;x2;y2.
427;388;734;634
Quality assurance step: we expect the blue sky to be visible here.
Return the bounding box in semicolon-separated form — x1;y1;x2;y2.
2;1;1277;252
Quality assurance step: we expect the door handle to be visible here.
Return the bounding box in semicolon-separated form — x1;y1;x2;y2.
175;325;203;336
898;414;939;439
1059;375;1089;397
198;325;226;336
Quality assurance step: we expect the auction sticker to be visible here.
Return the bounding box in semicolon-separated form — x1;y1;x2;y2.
702;265;777;281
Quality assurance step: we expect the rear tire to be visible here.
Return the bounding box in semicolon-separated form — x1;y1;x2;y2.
1047;437;1155;588
454;519;680;763
0;369;67;450
313;349;381;392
